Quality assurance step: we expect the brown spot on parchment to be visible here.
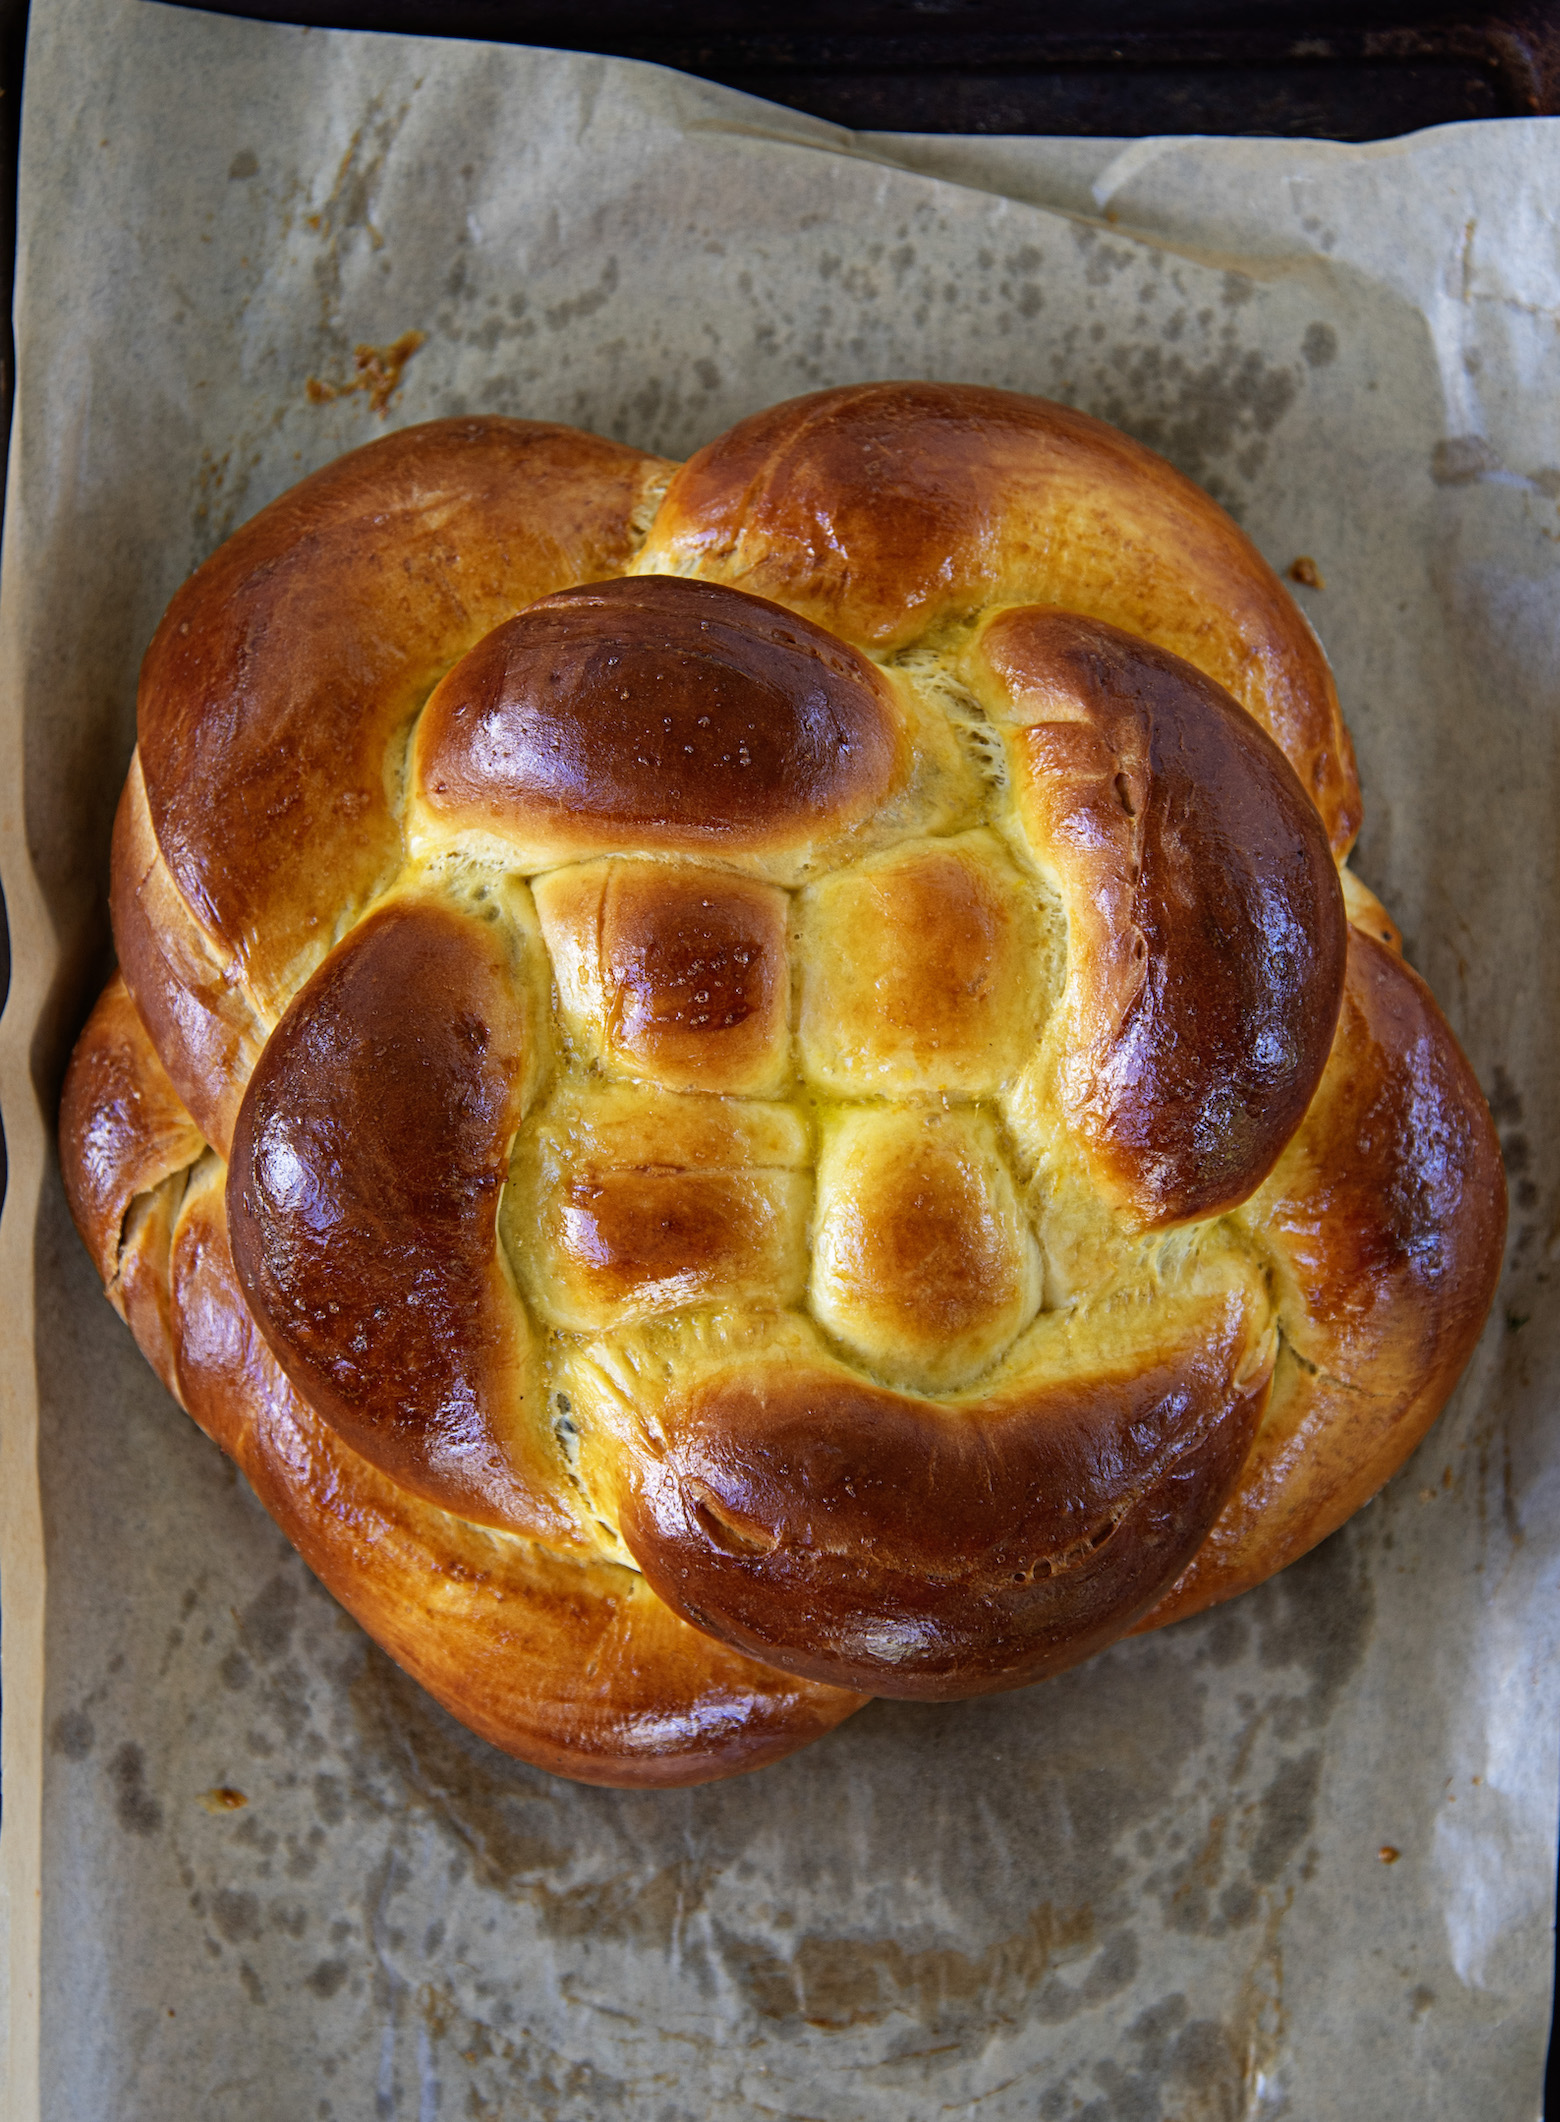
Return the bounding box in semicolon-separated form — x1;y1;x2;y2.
306;331;425;417
198;1786;248;1813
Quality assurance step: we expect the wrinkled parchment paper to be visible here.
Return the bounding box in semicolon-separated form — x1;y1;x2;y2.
2;3;1557;2114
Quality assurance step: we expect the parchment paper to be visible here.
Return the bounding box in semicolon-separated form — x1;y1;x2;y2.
2;3;1557;2115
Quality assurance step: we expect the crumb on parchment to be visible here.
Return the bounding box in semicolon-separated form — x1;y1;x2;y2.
306;330;426;417
197;1786;248;1813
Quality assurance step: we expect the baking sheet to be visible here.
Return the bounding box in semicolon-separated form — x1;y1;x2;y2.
1;2;1557;2114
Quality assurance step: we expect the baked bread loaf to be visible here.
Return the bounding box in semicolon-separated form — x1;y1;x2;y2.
60;384;1506;1786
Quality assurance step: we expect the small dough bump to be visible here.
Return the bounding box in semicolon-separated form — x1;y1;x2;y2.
506;1085;810;1333
797;830;1057;1097
533;859;791;1096
811;1105;1042;1393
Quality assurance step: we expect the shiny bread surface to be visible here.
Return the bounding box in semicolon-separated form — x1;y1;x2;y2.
60;386;1504;1783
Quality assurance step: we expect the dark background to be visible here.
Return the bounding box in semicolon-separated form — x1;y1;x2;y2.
0;0;1554;2105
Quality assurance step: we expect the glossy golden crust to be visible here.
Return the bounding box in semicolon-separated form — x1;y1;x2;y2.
412;576;906;874
227;892;564;1536
613;1297;1271;1699
641;381;1359;852
57;973;207;1395
110;755;266;1157
534;860;792;1096
1138;925;1507;1629
506;1086;811;1334
968;609;1347;1227
59;973;205;1290
810;1106;1042;1392
796;832;1052;1097
59;390;1505;1780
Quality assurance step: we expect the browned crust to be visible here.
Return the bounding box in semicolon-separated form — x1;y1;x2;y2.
414;575;904;865
534;859;792;1096
809;1106;1040;1392
1137;925;1507;1628
975;609;1347;1226
616;1308;1271;1700
109;754;265;1157
227;894;566;1539
58;972;209;1395
59;972;207;1288
62;994;864;1787
130;418;671;1029
642;381;1359;851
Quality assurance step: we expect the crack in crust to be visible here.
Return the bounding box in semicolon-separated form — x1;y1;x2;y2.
59;389;1505;1783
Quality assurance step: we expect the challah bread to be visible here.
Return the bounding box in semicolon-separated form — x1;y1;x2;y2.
60;383;1505;1783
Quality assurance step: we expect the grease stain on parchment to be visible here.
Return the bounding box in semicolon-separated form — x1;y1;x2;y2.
318;1585;1331;2117
717;1902;1101;2033
417;190;1321;512
51;1705;95;1759
110;1739;164;1837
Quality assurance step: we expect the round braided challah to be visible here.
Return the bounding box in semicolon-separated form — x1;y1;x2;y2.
60;384;1506;1786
